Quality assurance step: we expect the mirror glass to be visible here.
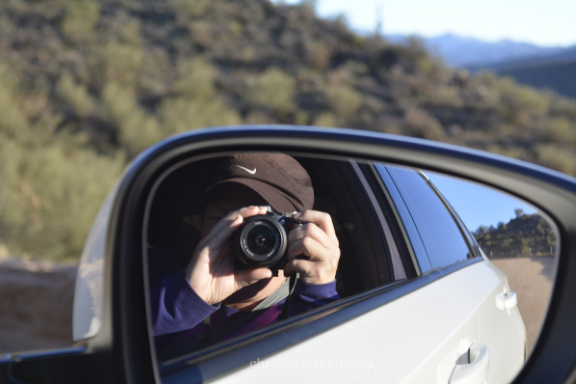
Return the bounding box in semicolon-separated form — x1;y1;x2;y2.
146;152;557;383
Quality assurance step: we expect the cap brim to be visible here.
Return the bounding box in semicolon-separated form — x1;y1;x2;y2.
202;178;298;214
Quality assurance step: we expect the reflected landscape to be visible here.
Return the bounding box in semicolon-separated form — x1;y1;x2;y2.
429;171;557;354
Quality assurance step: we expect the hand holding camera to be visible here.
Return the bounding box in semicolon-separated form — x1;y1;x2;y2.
186;206;339;306
284;210;340;285
185;206;273;306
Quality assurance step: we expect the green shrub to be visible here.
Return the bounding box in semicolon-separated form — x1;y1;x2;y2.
56;72;93;117
137;48;172;96
403;108;444;140
0;65;28;137
0;138;124;261
550;96;576;120
428;84;462;107
170;0;209;18
174;57;218;100
534;144;576;176
62;0;100;43
102;83;163;158
246;68;296;115
546;117;576;146
324;84;362;119
160;97;241;135
496;77;550;126
313;112;338;127
91;43;144;88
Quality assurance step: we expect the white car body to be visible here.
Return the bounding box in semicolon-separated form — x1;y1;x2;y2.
186;260;524;384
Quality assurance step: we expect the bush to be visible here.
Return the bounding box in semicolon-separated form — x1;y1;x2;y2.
0;138;124;261
102;83;163;158
62;0;100;43
313;112;338;127
324;84;362;119
403;108;445;140
56;72;93;117
550;96;576;120
0;65;28;137
160;97;241;135
534;144;576;176
174;57;217;100
306;42;331;70
496;77;550;126
170;0;210;18
546;118;576;146
90;43;144;88
246;68;296;115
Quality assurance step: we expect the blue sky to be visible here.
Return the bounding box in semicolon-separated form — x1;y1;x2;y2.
275;0;576;47
427;172;537;232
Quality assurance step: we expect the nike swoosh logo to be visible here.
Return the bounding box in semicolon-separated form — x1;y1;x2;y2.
236;165;256;175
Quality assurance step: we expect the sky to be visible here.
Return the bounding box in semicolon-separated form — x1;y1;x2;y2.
427;172;537;232
276;0;576;47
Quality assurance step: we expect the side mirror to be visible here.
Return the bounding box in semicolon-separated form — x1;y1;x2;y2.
3;126;576;384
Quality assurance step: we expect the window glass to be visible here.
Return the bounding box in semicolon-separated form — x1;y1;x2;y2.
385;165;471;270
147;154;394;362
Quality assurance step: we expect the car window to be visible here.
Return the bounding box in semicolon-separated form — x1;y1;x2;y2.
378;164;472;271
146;154;399;364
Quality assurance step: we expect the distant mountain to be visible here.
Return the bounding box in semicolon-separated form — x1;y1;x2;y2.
467;46;576;99
385;33;568;67
384;33;576;98
473;46;576;71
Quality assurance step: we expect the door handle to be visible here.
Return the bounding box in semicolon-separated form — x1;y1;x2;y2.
496;291;517;310
449;342;490;384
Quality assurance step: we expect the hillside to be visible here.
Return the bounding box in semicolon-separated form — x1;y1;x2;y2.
473;213;556;259
1;0;576;261
498;61;576;100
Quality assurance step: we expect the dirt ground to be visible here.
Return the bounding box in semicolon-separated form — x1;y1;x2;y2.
0;258;77;354
491;256;555;354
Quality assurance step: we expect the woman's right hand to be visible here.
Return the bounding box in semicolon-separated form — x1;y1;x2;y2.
185;206;272;305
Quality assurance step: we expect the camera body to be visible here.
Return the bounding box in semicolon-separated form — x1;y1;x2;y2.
233;210;304;273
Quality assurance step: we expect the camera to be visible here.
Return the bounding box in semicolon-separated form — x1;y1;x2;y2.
233;209;304;273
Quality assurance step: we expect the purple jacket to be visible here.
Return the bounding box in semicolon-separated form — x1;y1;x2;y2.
149;248;340;351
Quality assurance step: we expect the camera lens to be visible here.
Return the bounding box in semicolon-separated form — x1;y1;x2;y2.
246;225;277;255
233;214;288;269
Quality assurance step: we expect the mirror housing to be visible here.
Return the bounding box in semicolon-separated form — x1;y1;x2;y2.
4;125;576;384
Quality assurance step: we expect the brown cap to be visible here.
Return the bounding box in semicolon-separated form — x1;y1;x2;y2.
202;153;314;213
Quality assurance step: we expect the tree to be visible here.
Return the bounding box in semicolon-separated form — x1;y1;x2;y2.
514;208;524;218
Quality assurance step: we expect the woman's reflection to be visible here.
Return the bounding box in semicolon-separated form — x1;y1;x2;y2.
148;153;340;359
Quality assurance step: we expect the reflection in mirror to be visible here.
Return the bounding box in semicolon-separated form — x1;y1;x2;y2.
147;154;383;361
145;154;558;383
427;171;557;357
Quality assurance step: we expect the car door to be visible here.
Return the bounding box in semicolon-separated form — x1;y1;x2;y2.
378;163;524;384
423;170;527;384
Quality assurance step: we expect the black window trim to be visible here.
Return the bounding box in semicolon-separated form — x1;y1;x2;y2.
349;160;407;281
360;162;420;279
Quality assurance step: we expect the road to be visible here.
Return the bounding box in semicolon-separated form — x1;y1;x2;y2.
491;256;555;354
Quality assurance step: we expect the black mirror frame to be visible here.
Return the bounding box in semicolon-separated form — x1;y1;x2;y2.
8;126;574;384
